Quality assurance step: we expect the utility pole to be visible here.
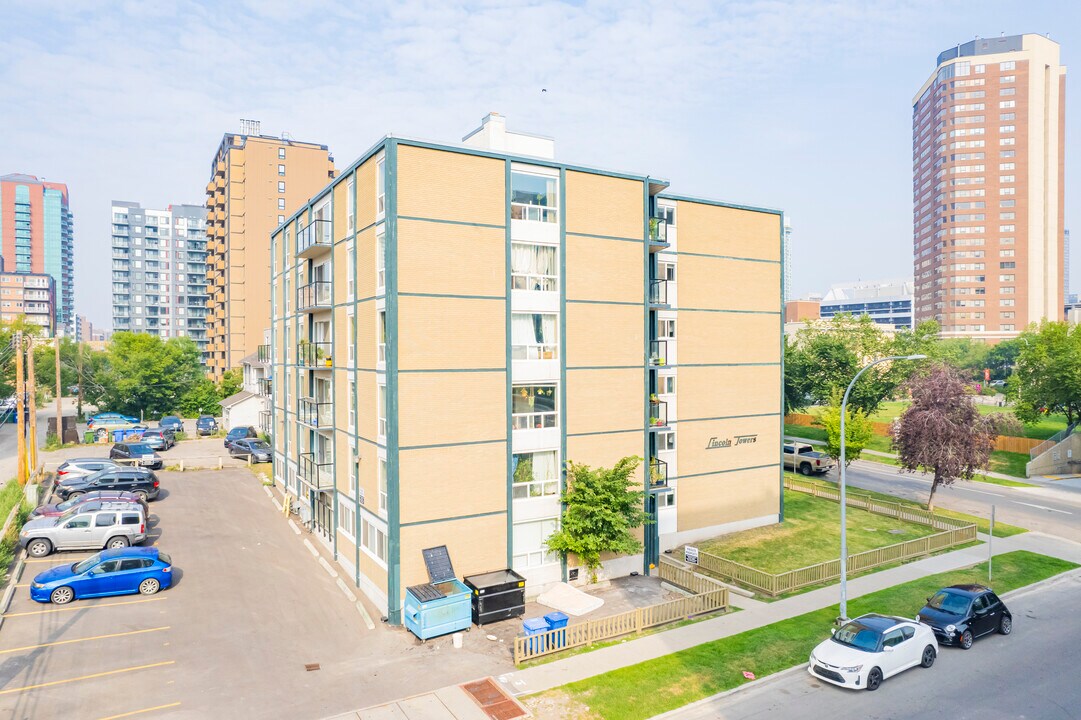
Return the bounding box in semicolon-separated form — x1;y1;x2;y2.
77;341;85;420
27;337;38;475
55;335;63;445
15;332;27;486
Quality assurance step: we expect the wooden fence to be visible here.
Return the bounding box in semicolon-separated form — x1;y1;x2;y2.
691;478;978;597
784;413;1041;454
512;559;729;665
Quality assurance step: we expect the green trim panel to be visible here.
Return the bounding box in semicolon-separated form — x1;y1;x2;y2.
399;215;505;230
385;140;402;625
400;438;507;451
669;411;781;425
567;299;644;307
399;291;504;301
671;250;781;264
401;509;507;528
567;427;641;439
566;231;643;245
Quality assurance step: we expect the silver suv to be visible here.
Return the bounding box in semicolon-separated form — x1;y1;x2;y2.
20;506;147;558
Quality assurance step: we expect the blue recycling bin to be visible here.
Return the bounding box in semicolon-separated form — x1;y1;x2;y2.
112;429;125;442
523;617;550;653
544;611;568;649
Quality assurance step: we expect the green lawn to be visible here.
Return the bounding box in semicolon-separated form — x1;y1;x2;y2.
699;490;933;573
861;452;1035;486
850;401;1070;441
541;551;1077;720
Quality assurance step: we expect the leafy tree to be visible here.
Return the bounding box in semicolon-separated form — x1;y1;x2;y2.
891;364;1019;509
816;390;873;467
32;337;81;397
86;333;203;418
783;337;811;413
793;315;896;416
178;378;222;418
0;318;47;398
545;456;649;581
985;338;1021;381
1010;321;1081;427
218;368;243;399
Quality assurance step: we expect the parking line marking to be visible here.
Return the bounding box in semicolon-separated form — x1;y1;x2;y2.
3;596;166;618
96;702;182;720
0;626;171;655
0;660;175;696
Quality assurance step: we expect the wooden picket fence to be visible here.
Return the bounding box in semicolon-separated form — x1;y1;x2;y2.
512;558;730;665
691;477;978;597
784;413;1041;453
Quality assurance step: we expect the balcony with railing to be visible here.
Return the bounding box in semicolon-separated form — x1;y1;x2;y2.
648;339;668;367
258;344;271;363
258;410;272;435
298;397;332;430
257;377;272;397
296;219;332;258
648;216;670;252
297;281;332;312
512;411;558;431
649;279;669;308
648;399;668;429
511;343;559;361
297;341;333;368
299;452;334;491
649;458;669;491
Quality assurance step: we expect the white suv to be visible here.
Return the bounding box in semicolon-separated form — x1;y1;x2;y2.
20;507;148;558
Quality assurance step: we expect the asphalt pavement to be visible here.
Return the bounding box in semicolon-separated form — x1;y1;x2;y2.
662;568;1081;720
841;460;1081;542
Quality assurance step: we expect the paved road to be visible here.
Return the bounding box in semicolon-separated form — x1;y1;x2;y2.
841;460;1081;542
665;568;1081;719
0;399;67;482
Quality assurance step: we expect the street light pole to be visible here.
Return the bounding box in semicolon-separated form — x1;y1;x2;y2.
838;353;927;622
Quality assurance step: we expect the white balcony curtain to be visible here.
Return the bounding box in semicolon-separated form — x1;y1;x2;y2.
531;450;557;481
511;243;556;279
511;314;534;347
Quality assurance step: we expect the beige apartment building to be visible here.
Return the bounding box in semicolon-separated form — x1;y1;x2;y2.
269;114;784;623
912;34;1066;341
0;270;55;335
204;125;335;378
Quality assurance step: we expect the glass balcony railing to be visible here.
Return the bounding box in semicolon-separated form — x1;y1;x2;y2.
649;458;669;490
649;399;668;429
297;281;332;311
648;216;670;251
297;341;333;368
511;343;559;360
648;340;668;367
649;279;669;307
511;273;558;292
512;411;558;430
298;398;332;429
296;219;332;257
299;452;334;490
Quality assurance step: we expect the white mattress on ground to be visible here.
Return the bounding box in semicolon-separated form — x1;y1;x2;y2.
535;582;604;616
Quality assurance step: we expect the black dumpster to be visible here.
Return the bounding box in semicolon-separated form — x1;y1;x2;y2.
463;569;526;625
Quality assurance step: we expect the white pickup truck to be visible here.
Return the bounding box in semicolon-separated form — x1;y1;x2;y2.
783;442;836;476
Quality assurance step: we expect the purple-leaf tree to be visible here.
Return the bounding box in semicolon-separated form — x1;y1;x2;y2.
890;364;1019;510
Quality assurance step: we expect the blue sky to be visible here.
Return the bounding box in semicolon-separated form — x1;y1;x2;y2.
1;0;1077;328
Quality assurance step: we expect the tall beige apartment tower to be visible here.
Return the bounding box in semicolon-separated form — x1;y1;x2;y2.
912;34;1066;340
205;125;335;378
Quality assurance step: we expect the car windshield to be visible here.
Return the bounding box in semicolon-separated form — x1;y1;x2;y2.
250;441;270;450
55;498;76;511
127;444;152;454
73;553;103;574
831;622;881;652
927;590;971;615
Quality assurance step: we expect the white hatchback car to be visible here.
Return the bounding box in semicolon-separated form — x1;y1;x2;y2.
808;614;938;691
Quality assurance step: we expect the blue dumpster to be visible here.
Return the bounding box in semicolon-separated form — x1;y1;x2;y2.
403;545;472;641
523;617;551;653
544;611;568;649
112;429;125;443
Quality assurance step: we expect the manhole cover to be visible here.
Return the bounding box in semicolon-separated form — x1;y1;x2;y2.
461;678;527;720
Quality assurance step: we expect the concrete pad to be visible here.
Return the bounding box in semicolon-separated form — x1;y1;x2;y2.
398;693;457;719
434;686;500;719
358;705;410;720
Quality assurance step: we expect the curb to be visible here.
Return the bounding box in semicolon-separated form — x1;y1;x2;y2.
0;553;27;634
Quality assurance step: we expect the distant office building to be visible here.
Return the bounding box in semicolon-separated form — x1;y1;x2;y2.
76;313;110;343
0;271;55;335
819;279;913;328
782;217;793;304
204;122;336;378
784;299;820;324
0;173;74;334
111;202;209;352
912;34;1066;340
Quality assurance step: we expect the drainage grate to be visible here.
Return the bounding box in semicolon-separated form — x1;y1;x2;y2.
461;678;527;720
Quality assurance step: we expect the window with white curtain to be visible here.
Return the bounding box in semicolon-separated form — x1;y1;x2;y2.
511;242;558;291
512;450;559;498
511;313;558;359
376;232;386;291
513;517;560;569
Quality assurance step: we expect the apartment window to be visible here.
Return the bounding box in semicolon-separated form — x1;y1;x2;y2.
1001;75;1015;83
1000;114;1015;122
278;164;286;177
999;187;1015;195
1000;61;1015;71
1000;298;1015;307
511;243;558;291
510;171;559;223
1001;286;1015;294
377;310;386;364
1001;200;1016;208
658;491;676;508
999;262;1016;269
278;181;286;193
347;178;356;233
1001;150;1016;158
512;518;559;569
338;499;356;542
659;262;676;282
348;380;356;429
1001;311;1015;319
1000;87;1016;96
347;242;355;300
376;232;386;290
511;313;558;360
656;205;676;226
278;198;286;210
660;375;676;395
348;314;356;363
1001;324;1015;332
512;450;559;498
999;101;1015;109
657;430;676;452
1000;224;1016;232
378;458;387;515
361;515;388;565
999;162;1015;170
999;274;1015;282
376;157;386;218
512;385;558;429
658;318;676;339
278;215;285;224
278;147;286;159
377;383;387;438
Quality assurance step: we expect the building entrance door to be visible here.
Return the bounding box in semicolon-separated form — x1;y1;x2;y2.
314;491;333;545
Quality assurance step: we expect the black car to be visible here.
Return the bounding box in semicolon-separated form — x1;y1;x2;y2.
139;429;174;451
224;426;258;449
160;415;185;434
917;584;1012;649
229;439;272;462
110;442;164;470
195;415;218;436
54;467;161;502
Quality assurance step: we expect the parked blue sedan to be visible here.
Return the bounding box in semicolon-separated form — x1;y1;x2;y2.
30;547;172;605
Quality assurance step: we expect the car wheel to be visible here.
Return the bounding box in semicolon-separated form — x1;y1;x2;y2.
50;586;75;605
135;491;149;502
27;538;52;558
999;615;1012;635
799;463;812;476
920;645;936;668
67;491;84;499
139;578;161;595
106;536;130;549
865;667;883;691
960;629;974;649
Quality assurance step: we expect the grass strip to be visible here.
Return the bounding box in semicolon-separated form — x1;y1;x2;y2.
860;454;1036;488
0;481;32;586
544;551;1077;720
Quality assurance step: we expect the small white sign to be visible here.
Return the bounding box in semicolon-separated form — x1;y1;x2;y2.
685;545;699;565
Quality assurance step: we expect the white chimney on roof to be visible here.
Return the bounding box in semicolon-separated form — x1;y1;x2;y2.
462;112;555;159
